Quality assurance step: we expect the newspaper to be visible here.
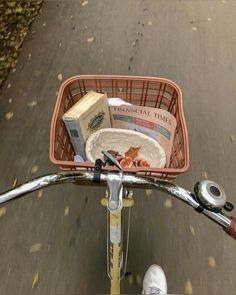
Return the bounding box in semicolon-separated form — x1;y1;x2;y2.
109;104;177;165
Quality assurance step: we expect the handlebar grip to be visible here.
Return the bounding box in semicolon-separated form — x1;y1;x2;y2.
224;217;236;239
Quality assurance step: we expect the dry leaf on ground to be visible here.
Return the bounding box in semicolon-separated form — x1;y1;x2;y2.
31;165;39;174
201;171;208;179
12;178;17;188
230;135;235;142
9;98;13;104
146;189;152;197
184;279;193;294
64;206;69;216
189;224;196;236
164;199;172;208
0;207;7;218
57;73;63;81
81;0;88;6
32;273;39;289
5;112;14;120
27;100;38;108
7;83;11;89
192;26;197;31
208;256;216;268
87;37;95;43
30;243;42;253
38;190;43;198
148;20;152;26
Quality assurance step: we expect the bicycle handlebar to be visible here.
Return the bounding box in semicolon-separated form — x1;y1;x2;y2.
0;171;235;239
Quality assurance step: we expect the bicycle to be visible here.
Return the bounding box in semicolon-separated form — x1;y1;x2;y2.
0;75;235;294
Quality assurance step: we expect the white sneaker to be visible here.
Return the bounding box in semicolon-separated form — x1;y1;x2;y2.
142;264;167;295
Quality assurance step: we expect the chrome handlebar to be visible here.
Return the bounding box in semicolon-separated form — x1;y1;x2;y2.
0;171;232;229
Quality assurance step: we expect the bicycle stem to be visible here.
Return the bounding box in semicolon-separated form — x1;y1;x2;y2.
0;171;231;229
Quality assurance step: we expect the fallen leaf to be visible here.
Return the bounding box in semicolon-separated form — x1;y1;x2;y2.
12;178;17;188
38;190;43;198
59;42;62;48
64;206;69;216
201;171;208;179
31;165;39;174
32;273;39;289
57;73;63;81
81;0;88;6
128;274;134;286
136;274;142;286
7;267;11;276
208;256;216;268
7;83;11;89
189;224;196;236
0;207;7;218
192;26;197;31
8;98;13;104
27;100;38;108
70;15;73;19
42;22;46;27
132;42;136;47
148;20;152;26
87;37;95;43
5;112;14;120
146;189;152;197
207;17;212;21
230;135;235;142
184;279;193;294
28;53;32;60
164;199;172;209
30;243;42;253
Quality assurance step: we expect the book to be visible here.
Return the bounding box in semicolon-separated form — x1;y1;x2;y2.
63;91;111;159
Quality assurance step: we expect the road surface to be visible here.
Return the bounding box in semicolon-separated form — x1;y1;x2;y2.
0;1;235;294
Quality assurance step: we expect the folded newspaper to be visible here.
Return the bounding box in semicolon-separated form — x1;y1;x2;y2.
109;103;177;165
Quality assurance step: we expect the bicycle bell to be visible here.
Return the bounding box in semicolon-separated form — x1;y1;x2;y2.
194;180;226;212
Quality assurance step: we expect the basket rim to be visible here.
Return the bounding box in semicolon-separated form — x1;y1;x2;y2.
49;74;190;174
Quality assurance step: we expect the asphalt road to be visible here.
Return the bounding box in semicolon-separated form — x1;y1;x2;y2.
0;1;236;294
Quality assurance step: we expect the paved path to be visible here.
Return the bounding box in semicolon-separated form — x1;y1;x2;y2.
0;1;235;294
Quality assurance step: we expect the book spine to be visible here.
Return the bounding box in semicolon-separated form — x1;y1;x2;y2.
64;119;86;160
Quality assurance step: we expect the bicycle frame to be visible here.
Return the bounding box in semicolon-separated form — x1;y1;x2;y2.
101;194;134;294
